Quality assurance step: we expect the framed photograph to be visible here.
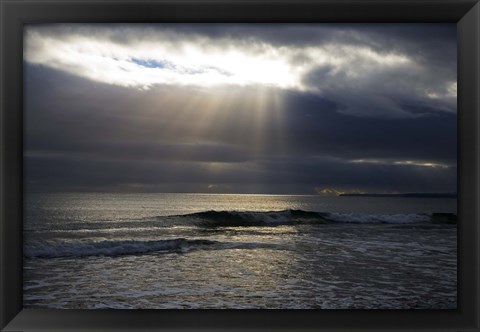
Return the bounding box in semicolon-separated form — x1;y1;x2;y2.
1;0;479;331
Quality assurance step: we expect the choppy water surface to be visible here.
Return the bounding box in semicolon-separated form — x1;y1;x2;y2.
24;193;457;309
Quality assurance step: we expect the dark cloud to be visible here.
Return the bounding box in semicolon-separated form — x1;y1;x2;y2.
23;24;457;194
25;153;456;194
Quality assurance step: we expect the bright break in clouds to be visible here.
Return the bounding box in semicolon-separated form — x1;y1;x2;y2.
24;24;457;194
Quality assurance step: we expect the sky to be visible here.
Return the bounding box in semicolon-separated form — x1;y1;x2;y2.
23;24;457;195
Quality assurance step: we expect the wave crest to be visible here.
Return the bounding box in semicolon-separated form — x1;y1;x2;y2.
24;238;217;258
180;210;456;226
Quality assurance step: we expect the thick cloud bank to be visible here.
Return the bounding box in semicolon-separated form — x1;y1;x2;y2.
24;24;457;194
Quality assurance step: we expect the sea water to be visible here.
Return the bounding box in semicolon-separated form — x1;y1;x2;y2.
23;193;457;309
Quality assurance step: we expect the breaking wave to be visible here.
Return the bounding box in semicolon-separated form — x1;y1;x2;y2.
24;238;285;258
174;210;457;226
24;238;218;258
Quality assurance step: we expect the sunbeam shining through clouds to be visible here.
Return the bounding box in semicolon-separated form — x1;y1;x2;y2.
23;23;457;310
24;23;457;195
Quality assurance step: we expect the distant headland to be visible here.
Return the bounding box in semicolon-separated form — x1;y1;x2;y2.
339;193;457;198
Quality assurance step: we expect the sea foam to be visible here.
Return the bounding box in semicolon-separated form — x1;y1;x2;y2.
24;238;217;258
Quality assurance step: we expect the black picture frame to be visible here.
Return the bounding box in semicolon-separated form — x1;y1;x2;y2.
1;0;479;331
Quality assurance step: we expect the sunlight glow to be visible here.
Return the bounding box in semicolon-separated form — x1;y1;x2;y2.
24;28;414;91
25;33;300;89
314;187;366;196
425;81;457;99
351;159;450;169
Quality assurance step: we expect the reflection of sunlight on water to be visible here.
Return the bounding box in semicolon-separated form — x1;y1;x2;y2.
24;225;307;308
24;223;457;309
191;226;302;306
24;194;458;309
209;248;296;288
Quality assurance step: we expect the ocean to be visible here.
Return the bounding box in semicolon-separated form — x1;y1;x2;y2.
23;193;457;309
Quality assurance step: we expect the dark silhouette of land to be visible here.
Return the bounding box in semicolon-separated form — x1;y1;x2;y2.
339;193;457;198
